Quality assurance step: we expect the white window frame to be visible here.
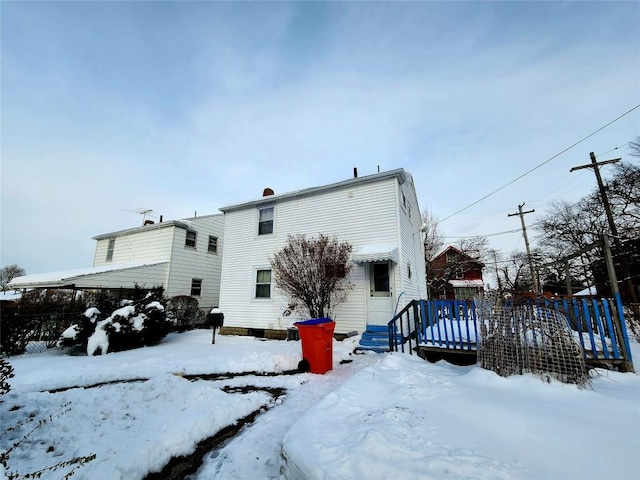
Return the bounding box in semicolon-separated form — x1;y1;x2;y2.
254;268;272;299
185;230;197;249
106;238;115;262
257;205;275;236
208;235;218;254
191;278;203;296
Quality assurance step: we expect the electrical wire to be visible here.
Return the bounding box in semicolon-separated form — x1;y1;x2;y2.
440;104;640;222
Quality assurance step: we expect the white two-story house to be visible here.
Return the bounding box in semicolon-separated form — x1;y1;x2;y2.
218;168;427;336
9;214;225;313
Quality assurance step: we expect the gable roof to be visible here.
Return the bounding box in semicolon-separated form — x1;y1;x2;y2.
432;245;485;267
219;168;408;213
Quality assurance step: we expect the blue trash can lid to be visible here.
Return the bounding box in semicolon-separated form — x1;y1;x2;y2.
294;318;333;326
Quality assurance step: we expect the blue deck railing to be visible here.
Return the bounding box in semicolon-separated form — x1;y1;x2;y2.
388;296;633;368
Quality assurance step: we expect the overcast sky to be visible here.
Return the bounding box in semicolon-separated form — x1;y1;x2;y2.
2;1;639;275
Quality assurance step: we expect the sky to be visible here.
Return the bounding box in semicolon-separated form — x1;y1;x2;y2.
1;1;639;275
2;330;639;479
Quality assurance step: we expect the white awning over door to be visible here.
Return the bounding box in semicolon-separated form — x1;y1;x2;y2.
352;244;399;264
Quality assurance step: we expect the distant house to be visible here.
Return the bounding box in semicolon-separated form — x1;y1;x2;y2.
217;168;427;336
428;245;484;299
8;214;224;313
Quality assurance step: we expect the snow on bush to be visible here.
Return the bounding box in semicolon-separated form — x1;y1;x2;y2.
58;290;174;355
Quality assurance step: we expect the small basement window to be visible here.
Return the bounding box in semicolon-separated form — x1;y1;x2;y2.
191;279;202;296
185;230;197;249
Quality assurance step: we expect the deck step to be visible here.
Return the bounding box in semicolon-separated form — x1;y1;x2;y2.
356;324;404;353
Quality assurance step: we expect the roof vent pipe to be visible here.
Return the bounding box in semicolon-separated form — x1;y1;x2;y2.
353;167;358;178
263;188;274;196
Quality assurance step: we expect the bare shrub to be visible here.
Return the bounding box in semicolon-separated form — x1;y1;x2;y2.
166;296;200;331
270;234;354;319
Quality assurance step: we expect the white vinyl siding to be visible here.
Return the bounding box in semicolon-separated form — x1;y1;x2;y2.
93;227;174;267
219;178;400;333
396;175;427;306
92;214;224;311
165;214;224;311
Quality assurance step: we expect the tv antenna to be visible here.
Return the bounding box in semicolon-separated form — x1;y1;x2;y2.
121;208;158;225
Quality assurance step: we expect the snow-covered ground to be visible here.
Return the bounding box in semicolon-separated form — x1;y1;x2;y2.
1;330;639;480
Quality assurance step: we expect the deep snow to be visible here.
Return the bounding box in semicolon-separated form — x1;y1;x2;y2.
1;330;639;480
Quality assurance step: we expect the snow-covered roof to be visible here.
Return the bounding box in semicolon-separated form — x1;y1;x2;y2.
575;286;597;296
7;262;167;289
92;220;188;240
352;244;399;263
219;169;408;213
449;279;485;288
0;290;25;301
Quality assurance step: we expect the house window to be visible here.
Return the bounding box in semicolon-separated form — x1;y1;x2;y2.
255;269;272;298
106;238;115;262
324;263;346;279
258;206;274;235
446;252;456;263
185;230;197;249
456;270;464;279
191;279;202;296
208;236;218;254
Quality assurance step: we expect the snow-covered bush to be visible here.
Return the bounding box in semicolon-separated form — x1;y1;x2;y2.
58;290;174;355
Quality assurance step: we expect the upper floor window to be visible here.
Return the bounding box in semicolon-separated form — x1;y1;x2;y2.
185;230;197;249
258;206;274;235
106;238;115;262
191;278;202;296
208;236;218;254
445;252;456;263
255;269;272;298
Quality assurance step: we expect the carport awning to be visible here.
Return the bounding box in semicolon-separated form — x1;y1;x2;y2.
7;262;169;290
352;244;399;263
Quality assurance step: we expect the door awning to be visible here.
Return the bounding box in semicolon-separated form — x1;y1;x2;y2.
352;244;399;263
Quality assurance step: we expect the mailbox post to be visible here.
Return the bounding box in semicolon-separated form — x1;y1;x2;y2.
207;308;224;344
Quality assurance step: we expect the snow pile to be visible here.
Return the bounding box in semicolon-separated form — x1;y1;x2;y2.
2;330;638;480
282;352;640;480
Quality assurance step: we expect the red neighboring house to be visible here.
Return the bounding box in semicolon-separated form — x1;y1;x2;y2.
428;246;485;299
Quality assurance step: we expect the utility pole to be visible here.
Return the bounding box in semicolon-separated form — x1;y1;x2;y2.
508;203;539;294
571;152;640;328
570;152;620;238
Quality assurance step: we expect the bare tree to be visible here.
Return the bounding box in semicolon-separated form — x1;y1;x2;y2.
0;264;25;291
629;136;640;157
497;251;535;294
270;234;354;319
422;208;444;284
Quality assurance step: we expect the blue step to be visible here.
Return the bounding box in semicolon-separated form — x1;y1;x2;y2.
356;325;404;353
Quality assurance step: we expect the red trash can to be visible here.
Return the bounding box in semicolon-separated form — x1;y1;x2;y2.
294;318;336;374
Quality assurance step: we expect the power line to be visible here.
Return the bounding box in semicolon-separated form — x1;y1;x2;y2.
440;103;640;222
441;228;522;239
596;141;632;158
